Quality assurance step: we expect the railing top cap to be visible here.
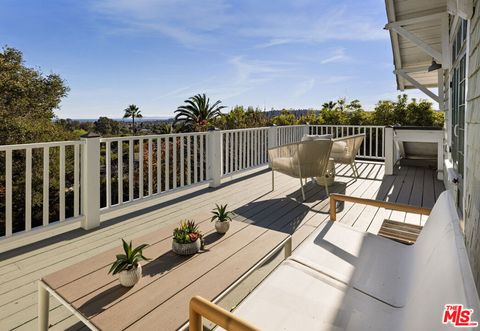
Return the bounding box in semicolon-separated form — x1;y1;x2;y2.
81;132;100;138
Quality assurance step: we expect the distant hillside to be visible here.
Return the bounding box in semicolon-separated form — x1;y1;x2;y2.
61;117;174;123
264;109;320;118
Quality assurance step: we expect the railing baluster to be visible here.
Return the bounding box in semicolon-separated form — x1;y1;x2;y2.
5;150;12;236
139;139;144;198
117;141;123;204
59;145;65;221
43;147;49;226
74;144;80;216
173;136;177;189
375;127;379;158
25;148;32;231
229;132;234;173
382;127;385;158
200;135;204;181
180;136;185;187
187;135;191;185
129;139;134;201
165;137;170;190
234;131;238;172
253;130;256;165
193;135;198;183
360;127;367;156
105;141;111;208
157;138;161;193
223;133;228;175
148;139;153;195
246;131;250;167
368;127;373;156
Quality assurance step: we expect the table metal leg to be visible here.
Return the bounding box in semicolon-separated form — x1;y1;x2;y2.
38;281;49;331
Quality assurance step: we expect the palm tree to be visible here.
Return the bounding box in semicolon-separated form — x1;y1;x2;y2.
123;104;142;134
322;101;337;110
174;94;226;131
337;97;346;111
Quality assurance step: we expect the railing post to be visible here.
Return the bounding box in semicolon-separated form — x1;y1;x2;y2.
384;126;394;175
81;133;101;230
207;129;222;188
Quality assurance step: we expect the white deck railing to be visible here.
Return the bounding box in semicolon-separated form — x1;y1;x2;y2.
0;141;83;239
0;125;385;243
99;132;209;211
309;125;385;160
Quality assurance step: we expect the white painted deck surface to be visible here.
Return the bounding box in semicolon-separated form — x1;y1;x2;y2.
0;161;444;331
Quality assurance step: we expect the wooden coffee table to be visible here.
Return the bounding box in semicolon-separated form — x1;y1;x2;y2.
38;220;291;331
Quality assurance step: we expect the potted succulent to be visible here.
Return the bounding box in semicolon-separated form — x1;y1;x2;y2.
172;220;203;255
211;204;234;234
109;239;150;287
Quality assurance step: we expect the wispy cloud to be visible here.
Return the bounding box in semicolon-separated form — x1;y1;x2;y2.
320;48;350;64
88;0;387;49
200;56;296;100
89;0;230;46
245;5;387;48
294;78;316;97
317;75;354;85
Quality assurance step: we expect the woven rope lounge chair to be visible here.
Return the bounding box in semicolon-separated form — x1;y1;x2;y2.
330;134;365;177
302;133;365;178
268;139;333;201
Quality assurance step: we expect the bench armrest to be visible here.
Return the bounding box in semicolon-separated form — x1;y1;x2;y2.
189;296;260;331
329;194;432;221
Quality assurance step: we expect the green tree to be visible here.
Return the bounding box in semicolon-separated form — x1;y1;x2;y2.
346;99;363;111
0;47;72;144
336;97;346;111
94;116;123;136
322;101;337;110
0;46;75;235
272;110;296;126
123;104;142;134
174;93;226;131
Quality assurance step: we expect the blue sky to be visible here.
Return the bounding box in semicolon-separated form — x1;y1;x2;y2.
1;0;430;119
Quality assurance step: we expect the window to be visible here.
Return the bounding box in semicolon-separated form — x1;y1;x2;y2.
450;18;468;209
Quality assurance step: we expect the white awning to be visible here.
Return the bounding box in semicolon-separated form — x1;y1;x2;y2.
385;0;449;97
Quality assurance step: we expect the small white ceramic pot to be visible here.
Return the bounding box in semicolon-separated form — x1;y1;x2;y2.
172;239;201;255
215;221;230;234
118;264;142;287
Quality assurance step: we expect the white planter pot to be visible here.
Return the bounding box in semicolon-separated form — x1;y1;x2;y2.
172;239;201;255
215;221;230;234
118;264;142;287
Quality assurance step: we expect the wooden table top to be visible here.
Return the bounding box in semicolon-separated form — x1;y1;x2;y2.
42;217;289;331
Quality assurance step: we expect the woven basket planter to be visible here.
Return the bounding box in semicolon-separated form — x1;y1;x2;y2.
172;239;201;255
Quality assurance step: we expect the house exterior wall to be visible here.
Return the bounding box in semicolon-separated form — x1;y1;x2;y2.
465;0;480;295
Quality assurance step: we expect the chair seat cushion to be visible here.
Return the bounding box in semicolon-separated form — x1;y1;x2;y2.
229;260;397;331
332;141;348;153
291;221;412;308
301;134;333;141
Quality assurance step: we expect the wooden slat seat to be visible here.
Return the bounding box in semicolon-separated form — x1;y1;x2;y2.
378;219;423;245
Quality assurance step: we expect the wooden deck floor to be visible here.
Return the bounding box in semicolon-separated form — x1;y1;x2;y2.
0;161;444;331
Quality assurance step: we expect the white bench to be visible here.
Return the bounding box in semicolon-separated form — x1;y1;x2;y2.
189;191;480;331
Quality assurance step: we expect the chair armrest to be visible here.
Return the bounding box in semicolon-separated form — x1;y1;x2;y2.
189;296;260;331
329;194;432;221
